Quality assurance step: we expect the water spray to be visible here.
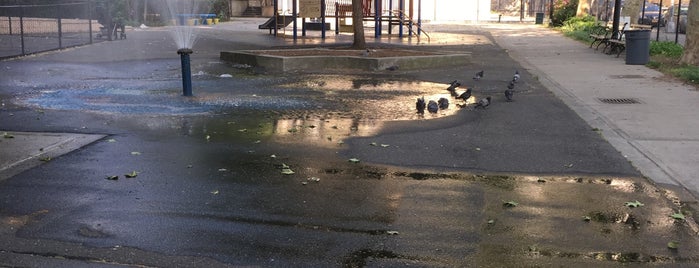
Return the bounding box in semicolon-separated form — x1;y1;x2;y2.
177;48;193;97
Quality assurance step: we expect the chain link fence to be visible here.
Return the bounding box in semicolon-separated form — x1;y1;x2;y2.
0;2;99;59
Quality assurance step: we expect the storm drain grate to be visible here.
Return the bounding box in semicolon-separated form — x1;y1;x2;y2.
598;98;641;104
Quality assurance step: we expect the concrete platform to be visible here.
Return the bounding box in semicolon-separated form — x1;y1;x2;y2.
220;48;471;72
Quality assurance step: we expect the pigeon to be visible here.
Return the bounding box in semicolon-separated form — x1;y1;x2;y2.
458;87;472;101
513;70;520;83
507;80;515;90
427;100;439;113
416;97;426;114
438;97;449;109
473;70;484;80
446;80;461;96
474;96;491;109
504;89;514;102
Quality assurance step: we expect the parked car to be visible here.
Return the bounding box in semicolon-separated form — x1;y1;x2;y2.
663;5;688;33
638;3;664;27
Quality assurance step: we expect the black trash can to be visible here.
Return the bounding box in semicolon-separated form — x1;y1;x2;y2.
535;13;544;24
625;29;651;65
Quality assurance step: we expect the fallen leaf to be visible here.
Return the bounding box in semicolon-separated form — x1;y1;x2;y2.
487;219;495;224
130;151;141;155
625;201;644;208
39;156;51;162
307;177;320;182
565;163;574;168
218;168;227;172
386;231;399;235
253;140;261;144
503;201;518;207
370;142;378;146
107;139;117;143
3;132;14;139
670;211;686;220
105;175;119;180
380;144;390;147
475;147;481;151
583;216;591;222
125;171;138;178
211;190;219;195
348;158;360;163
281;168;295;175
270;154;277;158
668;241;679;249
281;163;290;169
238;129;247;132
205;135;211;141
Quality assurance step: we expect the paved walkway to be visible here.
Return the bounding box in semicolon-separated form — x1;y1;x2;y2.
482;23;699;198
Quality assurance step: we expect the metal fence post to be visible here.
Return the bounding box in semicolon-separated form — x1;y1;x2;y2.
89;0;93;44
19;5;25;55
58;4;63;49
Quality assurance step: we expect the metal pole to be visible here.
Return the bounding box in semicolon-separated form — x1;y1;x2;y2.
292;0;297;40
612;0;621;39
399;0;403;37
335;2;339;35
321;0;326;39
302;17;306;36
375;0;380;38
89;0;93;44
58;4;63;49
520;0;525;21
8;16;12;36
274;0;278;36
675;0;681;43
641;1;646;25
549;0;553;23
177;48;193;97
388;0;392;35
20;5;25;55
417;0;421;35
656;0;662;41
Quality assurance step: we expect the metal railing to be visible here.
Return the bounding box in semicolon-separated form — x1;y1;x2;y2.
0;2;97;59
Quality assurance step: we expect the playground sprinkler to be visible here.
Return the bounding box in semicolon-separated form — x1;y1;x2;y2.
177;48;193;97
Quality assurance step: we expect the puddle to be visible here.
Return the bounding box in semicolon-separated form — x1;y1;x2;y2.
21;75;475;146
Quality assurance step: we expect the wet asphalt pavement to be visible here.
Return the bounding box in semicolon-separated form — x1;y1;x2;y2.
1;21;699;267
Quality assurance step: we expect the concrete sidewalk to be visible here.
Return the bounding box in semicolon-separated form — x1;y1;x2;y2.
483;23;699;198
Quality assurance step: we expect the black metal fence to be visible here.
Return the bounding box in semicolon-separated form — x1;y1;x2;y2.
0;2;98;59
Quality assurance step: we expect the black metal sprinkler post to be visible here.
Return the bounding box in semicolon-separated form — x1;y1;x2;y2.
177;48;193;96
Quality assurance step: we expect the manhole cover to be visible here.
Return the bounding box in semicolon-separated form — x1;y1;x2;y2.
598;98;641;104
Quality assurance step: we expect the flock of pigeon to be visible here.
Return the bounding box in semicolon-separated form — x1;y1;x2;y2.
416;69;521;114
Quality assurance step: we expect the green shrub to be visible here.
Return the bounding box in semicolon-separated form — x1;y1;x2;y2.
560;15;598;42
649;41;683;58
551;0;579;27
562;15;597;31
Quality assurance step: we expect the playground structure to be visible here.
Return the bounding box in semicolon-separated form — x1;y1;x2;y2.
258;0;430;42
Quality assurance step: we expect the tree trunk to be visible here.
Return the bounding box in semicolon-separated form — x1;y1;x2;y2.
576;0;592;17
621;0;641;25
680;1;699;65
351;0;366;49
